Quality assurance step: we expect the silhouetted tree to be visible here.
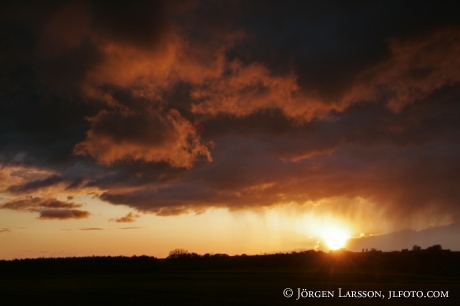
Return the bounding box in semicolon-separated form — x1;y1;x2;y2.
167;249;189;258
426;244;442;252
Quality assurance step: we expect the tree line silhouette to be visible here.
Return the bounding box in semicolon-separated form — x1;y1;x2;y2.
1;245;458;276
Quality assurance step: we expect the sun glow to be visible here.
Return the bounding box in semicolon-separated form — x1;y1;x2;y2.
321;227;350;250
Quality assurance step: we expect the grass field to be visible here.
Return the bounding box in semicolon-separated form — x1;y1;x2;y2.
1;269;458;305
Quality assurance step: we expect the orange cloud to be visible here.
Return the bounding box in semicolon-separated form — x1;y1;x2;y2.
110;212;140;223
0;166;55;193
374;28;460;111
190;61;307;118
1;166;101;201
65;7;243;169
317;28;460;115
190;29;460;120
74;108;212;168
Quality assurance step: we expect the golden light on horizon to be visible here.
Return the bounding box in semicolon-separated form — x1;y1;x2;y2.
321;226;350;250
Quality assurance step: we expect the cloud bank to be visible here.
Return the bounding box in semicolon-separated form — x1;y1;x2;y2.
0;197;90;220
1;0;460;242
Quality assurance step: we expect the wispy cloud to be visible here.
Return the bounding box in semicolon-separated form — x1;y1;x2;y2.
119;227;144;230
0;197;90;221
80;227;104;231
109;212;140;223
0;197;82;212
39;209;90;220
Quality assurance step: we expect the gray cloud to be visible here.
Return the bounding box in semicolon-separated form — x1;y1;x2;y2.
39;209;90;220
0;197;83;212
347;222;460;251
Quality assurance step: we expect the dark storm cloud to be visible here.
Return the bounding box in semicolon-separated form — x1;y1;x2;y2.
0;0;175;165
90;0;170;49
229;0;460;101
1;0;460;239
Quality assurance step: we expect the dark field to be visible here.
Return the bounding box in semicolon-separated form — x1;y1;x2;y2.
1;250;459;305
1;269;458;306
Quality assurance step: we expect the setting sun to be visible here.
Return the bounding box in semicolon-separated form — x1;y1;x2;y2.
321;227;350;250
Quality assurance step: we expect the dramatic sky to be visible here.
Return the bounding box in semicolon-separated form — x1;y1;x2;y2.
1;0;460;259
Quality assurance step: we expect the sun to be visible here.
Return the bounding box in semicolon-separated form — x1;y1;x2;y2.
321;227;350;250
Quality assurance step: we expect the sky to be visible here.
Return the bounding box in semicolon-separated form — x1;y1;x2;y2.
1;0;460;259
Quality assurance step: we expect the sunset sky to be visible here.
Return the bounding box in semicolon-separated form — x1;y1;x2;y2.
1;0;460;259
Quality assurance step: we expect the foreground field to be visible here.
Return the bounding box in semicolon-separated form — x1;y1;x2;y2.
1;269;458;306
